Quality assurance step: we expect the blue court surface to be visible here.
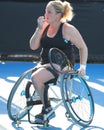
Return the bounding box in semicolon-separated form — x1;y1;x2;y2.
0;62;104;130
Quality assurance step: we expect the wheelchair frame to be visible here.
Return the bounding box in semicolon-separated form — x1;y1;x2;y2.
7;67;94;128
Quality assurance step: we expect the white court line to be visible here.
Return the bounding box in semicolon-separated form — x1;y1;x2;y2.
87;81;104;93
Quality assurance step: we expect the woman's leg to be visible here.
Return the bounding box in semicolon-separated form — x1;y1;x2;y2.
31;65;58;123
31;66;55;106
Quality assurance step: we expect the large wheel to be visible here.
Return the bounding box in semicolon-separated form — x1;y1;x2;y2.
7;68;35;121
61;73;94;127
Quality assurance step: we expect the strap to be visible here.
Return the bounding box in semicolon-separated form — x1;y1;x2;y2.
43;84;50;108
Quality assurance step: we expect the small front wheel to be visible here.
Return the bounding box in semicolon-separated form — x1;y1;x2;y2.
43;120;49;128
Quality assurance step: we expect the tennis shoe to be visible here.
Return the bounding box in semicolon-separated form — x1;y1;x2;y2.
35;106;55;124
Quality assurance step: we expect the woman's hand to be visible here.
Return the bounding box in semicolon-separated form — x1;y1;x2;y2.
37;16;46;29
78;68;86;77
77;64;86;77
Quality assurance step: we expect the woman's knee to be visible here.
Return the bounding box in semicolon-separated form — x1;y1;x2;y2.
31;66;55;87
31;73;44;89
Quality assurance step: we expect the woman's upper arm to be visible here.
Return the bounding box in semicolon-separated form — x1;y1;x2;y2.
63;23;87;49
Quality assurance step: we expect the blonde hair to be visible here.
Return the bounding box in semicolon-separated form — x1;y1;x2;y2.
48;0;74;22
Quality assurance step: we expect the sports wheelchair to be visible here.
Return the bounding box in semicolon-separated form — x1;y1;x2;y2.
7;65;94;127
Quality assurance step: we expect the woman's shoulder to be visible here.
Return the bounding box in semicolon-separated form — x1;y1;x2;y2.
63;22;79;36
62;22;79;41
63;22;76;31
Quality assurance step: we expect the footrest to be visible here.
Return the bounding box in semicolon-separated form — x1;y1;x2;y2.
27;100;42;106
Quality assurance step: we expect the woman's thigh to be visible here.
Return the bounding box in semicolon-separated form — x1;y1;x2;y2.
32;66;55;84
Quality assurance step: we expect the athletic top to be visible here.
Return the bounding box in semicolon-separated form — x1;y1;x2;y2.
40;23;75;65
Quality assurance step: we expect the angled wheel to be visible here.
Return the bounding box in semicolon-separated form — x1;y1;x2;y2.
61;73;94;127
7;68;35;121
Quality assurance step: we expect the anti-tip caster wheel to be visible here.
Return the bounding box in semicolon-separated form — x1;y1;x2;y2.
65;112;70;119
43;120;49;128
15;120;21;127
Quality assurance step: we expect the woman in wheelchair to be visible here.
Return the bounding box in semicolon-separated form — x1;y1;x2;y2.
29;0;88;124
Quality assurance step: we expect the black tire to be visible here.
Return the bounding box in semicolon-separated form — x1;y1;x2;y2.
7;68;34;121
61;73;94;127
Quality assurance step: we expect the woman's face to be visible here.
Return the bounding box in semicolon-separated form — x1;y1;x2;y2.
45;4;60;24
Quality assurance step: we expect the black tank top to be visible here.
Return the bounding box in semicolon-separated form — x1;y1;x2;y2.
40;23;75;65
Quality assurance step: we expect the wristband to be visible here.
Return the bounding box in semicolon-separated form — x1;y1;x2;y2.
80;64;86;70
